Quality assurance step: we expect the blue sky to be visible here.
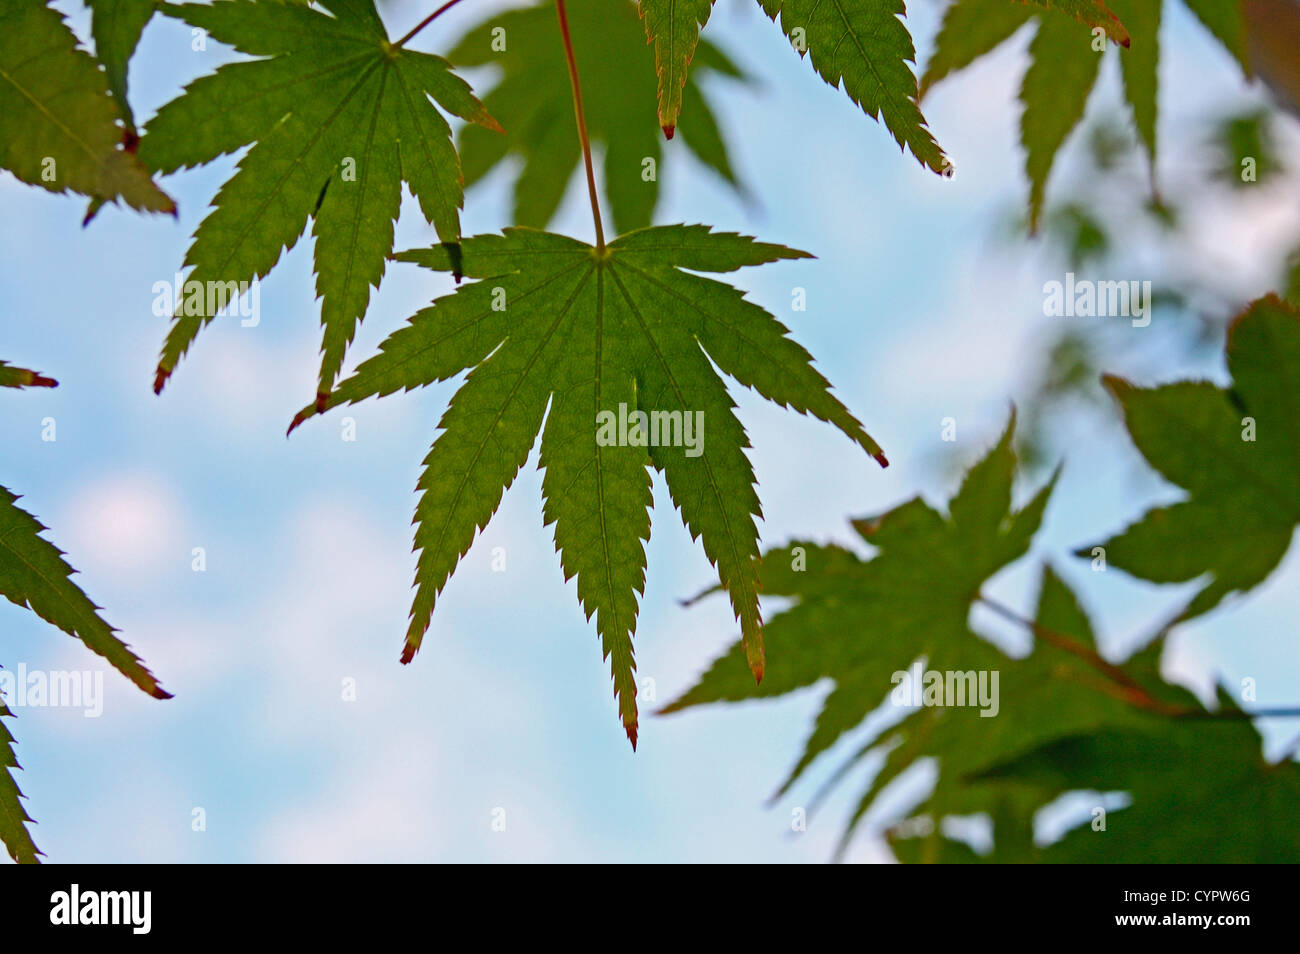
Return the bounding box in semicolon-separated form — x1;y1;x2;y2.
2;0;1298;862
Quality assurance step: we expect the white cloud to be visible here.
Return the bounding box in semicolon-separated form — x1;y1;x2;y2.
57;472;187;580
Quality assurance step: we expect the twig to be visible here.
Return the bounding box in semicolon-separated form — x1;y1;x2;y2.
555;0;606;251
977;594;1300;720
394;0;469;49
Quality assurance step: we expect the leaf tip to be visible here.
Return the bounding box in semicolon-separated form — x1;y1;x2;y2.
662;124;676;140
1100;373;1132;397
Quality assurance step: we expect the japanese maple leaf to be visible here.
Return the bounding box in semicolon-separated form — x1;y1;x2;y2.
288;224;884;747
663;417;1063;846
140;0;500;399
974;689;1300;863
637;0;717;135
450;0;745;234
1082;294;1300;623
753;0;948;173
87;0;160;133
868;565;1176;863
0;0;173;213
0;367;169;863
0;361;170;863
921;0;1245;228
0;485;173;864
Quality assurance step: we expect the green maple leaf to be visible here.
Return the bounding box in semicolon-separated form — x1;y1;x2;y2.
1;364;170;863
879;567;1181;863
288;224;883;746
922;0;1246;229
448;0;745;235
87;0;159;133
1018;6;1106;231
1021;0;1130;41
1108;0;1159;167
754;0;947;173
141;0;500;398
0;0;173;213
80;0;163;224
637;0;716;135
664;417;1069;846
975;692;1300;862
0;484;171;701
0;483;171;863
0;692;38;864
1181;0;1250;71
1081;294;1300;623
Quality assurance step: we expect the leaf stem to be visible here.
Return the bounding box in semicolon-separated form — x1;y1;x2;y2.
395;0;468;49
554;0;606;251
977;595;1300;720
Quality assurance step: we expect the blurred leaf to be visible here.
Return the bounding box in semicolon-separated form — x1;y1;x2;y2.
1244;0;1300;114
664;416;1060;852
1211;109;1284;187
1020;12;1104;230
883;566;1194;862
638;0;715;135
921;0;1034;97
1045;203;1110;268
1109;0;1160;168
1082;295;1300;622
450;0;744;234
925;0;1249;226
977;696;1300;862
1023;0;1130;43
1184;0;1248;71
